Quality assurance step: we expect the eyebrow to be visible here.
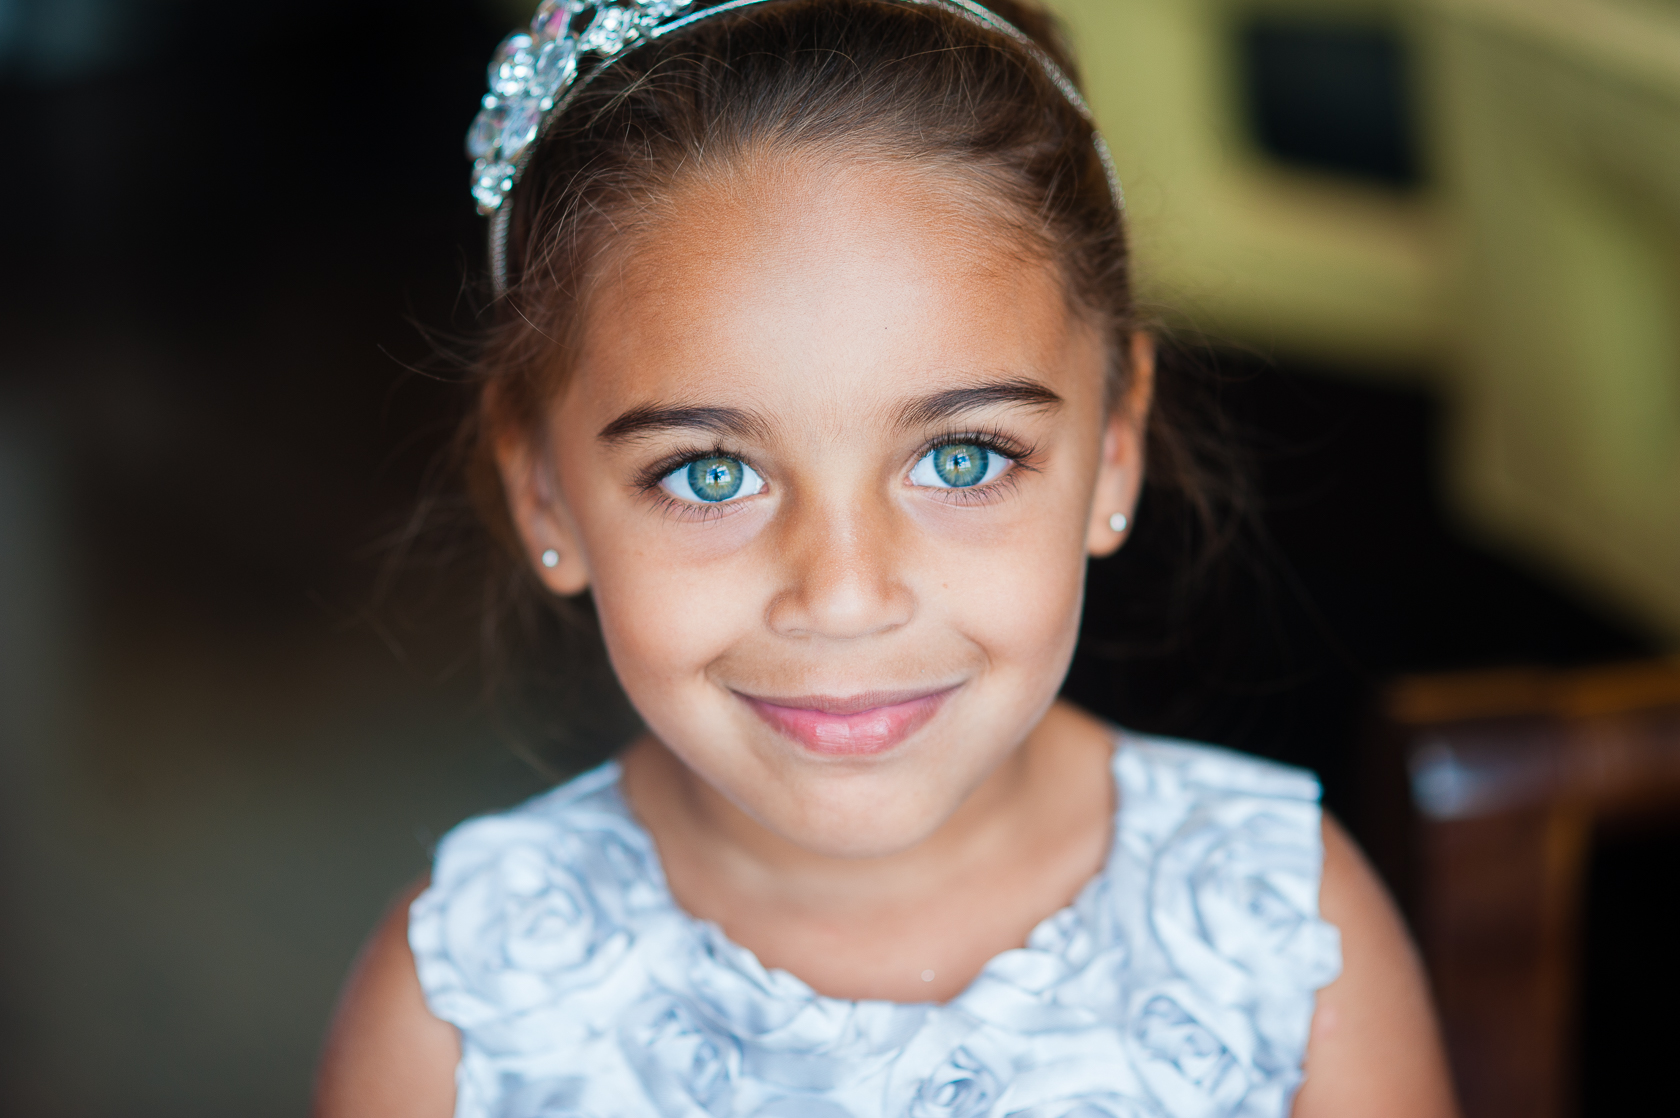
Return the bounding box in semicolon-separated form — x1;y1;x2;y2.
596;377;1062;445
895;378;1063;429
597;404;771;445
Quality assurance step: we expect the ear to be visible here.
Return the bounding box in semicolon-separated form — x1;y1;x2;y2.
495;429;592;596
1086;331;1155;558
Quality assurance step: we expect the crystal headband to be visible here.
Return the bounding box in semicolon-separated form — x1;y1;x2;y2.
468;0;1123;292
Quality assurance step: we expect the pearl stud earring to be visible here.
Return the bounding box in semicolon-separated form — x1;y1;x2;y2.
1109;513;1129;533
540;549;560;569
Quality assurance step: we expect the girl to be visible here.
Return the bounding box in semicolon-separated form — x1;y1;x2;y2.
315;1;1457;1114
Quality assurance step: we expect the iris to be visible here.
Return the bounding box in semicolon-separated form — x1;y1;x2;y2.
687;456;745;502
932;444;990;487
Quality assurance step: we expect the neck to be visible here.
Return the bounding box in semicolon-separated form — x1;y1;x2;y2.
618;701;1113;921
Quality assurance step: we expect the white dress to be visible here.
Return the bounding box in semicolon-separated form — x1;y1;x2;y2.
410;733;1342;1117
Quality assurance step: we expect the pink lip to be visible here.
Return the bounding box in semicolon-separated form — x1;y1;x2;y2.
738;686;958;756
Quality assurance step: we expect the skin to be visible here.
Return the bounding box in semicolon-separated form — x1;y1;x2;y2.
313;153;1458;1118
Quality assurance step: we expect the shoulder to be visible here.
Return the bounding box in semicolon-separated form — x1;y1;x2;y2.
314;764;648;1118
313;881;458;1118
1292;817;1459;1117
1113;734;1458;1115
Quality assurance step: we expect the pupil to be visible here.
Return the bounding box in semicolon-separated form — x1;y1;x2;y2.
687;456;743;502
934;444;989;487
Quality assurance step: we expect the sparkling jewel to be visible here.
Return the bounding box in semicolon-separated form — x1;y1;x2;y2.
579;5;641;53
530;36;579;103
488;32;536;98
466;1;756;215
533;0;584;39
498;100;543;160
465;103;507;159
472;159;516;212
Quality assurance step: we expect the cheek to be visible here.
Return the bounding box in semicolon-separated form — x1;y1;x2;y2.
955;523;1087;670
913;489;1091;678
581;516;769;714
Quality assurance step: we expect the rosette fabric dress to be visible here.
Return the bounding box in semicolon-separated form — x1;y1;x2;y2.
410;734;1343;1117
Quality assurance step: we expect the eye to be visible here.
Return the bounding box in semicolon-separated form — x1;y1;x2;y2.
660;455;766;504
909;442;1012;489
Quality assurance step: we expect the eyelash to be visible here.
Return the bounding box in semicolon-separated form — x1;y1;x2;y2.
632;428;1040;517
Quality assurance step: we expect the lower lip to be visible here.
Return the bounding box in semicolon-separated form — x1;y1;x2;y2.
741;689;955;757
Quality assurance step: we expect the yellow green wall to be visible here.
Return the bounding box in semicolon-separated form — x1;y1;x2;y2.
1051;0;1680;642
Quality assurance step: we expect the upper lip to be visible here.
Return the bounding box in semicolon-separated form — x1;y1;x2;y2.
734;686;958;715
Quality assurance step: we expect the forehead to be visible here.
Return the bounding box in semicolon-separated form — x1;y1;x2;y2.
569;154;1096;420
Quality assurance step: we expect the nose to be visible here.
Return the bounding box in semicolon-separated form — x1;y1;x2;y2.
764;490;916;640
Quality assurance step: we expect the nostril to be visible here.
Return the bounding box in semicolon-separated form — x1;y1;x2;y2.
765;556;914;639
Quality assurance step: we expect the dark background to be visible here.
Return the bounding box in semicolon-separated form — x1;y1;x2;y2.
0;1;1663;1114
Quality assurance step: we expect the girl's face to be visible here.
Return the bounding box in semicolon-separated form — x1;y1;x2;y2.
503;156;1147;859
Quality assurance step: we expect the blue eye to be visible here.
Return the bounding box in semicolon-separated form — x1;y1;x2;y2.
909;443;1012;489
660;455;766;504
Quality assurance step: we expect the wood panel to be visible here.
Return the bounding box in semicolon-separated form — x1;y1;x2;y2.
1382;661;1680;1118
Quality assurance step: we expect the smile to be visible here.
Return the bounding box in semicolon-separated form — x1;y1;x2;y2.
736;686;959;757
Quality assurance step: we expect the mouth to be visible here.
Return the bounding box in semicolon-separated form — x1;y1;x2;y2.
736;685;959;757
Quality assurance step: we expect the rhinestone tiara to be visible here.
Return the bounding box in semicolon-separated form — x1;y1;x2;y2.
468;0;1122;290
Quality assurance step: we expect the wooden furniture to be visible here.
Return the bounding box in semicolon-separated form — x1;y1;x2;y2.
1381;660;1680;1118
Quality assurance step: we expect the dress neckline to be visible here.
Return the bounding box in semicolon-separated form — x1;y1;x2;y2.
595;732;1130;1011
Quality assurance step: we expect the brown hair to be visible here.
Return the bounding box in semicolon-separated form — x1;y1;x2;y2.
446;0;1251;769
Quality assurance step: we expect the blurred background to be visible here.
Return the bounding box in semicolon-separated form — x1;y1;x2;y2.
0;0;1674;1115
